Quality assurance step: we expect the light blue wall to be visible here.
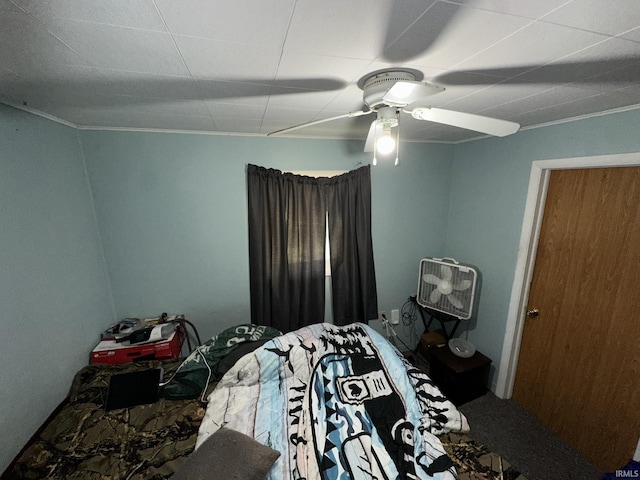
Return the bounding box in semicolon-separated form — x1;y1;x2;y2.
80;131;453;343
446;108;640;388
0;104;115;470
4;101;639;472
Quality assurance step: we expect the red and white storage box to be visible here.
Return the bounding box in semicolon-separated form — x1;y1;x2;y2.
91;324;185;364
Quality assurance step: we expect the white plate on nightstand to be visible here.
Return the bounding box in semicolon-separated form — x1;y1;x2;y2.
448;338;476;358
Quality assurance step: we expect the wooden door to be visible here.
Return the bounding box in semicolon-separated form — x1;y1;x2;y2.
513;167;640;472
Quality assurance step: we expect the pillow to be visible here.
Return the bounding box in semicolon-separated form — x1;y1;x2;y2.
212;339;271;380
171;427;280;480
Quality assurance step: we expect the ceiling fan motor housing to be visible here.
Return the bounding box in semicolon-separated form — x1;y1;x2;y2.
361;70;417;109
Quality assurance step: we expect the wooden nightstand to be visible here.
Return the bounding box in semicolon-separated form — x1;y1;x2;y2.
428;345;491;406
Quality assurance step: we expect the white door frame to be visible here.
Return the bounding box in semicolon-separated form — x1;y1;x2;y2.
495;151;640;399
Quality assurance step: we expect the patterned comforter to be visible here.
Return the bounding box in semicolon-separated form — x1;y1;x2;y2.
196;322;470;479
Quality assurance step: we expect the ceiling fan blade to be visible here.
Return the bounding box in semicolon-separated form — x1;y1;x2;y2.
410;107;520;137
268;110;372;136
382;81;444;106
364;120;377;152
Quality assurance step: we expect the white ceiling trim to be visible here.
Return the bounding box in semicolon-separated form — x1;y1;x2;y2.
4;100;640;145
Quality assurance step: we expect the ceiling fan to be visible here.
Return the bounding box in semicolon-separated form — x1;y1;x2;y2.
268;68;520;161
265;3;638;156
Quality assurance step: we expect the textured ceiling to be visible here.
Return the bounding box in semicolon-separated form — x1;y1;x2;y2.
1;0;640;144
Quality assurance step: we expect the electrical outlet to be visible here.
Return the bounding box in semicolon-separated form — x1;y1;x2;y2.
379;310;387;322
391;309;400;325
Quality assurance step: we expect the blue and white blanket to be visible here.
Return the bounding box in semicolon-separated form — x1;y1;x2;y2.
196;323;469;479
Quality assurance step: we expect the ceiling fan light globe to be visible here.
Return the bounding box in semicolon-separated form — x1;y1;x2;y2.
376;135;396;155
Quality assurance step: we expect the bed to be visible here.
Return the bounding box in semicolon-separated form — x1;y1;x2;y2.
2;323;527;480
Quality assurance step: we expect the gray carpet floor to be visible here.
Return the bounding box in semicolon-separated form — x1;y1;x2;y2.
459;392;602;480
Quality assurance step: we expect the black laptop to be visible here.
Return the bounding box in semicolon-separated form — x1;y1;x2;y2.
105;368;163;411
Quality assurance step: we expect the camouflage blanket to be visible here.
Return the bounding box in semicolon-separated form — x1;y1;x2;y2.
4;359;214;480
439;432;528;480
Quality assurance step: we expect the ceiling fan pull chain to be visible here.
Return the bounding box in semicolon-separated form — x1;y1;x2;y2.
394;111;400;166
372;120;378;166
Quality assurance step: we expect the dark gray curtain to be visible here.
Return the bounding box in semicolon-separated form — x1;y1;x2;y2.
327;166;378;325
247;164;377;332
247;165;326;332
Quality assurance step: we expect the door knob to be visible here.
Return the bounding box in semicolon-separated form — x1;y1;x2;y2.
526;308;539;317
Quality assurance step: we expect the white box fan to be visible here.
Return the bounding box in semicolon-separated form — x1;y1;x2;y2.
417;257;478;320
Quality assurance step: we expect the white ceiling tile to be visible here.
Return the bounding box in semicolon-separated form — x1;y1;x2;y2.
12;0;166;30
205;101;266;120
421;73;520;107
437;83;556;112
173;35;280;80
137;112;217;131
54;95;213;119
284;0;430;60
541;0;640;36
267;90;342;111
512;37;640;89
276;52;371;86
214;117;263;134
66;108;216;131
155;0;294;46
443;0;572;19
620;25;640;42
387;3;533;70
454;20;610;71
195;84;271;107
99;70;197;99
45;19;189;76
321;84;370;114
139;100;210;117
1;0;23;12
608;83;640;103
1;65;112;110
478;84;609;118
99;70;279;107
262;105;321;131
0;10;88;76
154;80;272;107
509;91;640;126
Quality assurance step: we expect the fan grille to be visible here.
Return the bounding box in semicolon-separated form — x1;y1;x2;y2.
416;258;478;320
